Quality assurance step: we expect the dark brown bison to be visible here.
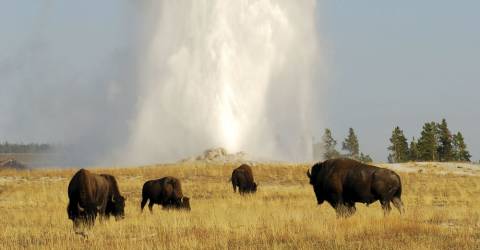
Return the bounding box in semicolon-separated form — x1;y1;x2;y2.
141;177;191;212
67;169;125;228
231;164;257;194
306;158;404;217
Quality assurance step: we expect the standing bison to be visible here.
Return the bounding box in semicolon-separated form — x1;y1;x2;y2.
231;164;257;194
307;158;404;217
67;169;125;228
141;177;191;212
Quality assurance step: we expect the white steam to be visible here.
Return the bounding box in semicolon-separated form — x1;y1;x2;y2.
0;1;320;166
126;0;319;163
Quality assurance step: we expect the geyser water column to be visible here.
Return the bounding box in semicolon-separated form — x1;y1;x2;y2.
127;0;319;164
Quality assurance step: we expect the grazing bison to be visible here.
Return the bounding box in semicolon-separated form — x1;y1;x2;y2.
306;158;404;217
231;164;257;194
67;169;125;228
141;177;191;212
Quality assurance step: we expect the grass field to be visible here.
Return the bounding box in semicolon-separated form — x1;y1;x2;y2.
0;162;479;249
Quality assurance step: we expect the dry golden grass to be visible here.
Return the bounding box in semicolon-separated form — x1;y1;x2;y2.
0;162;479;249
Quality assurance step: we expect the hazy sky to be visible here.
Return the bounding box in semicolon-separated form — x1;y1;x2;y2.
0;1;478;162
0;1;138;165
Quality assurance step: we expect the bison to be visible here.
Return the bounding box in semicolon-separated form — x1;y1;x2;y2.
67;169;125;228
231;164;257;194
141;177;191;212
306;158;404;217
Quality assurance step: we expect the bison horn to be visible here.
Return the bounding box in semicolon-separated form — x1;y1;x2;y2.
77;203;85;212
306;170;311;178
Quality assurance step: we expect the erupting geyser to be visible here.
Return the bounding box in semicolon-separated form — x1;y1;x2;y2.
126;0;319;164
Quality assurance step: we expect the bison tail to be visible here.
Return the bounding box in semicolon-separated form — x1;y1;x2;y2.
394;185;402;198
394;176;402;198
392;177;405;214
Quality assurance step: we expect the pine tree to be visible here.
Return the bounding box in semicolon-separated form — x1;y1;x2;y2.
436;119;453;162
417;122;438;161
409;137;419;161
452;132;471;162
387;126;409;163
359;153;373;163
322;129;340;160
342;128;359;159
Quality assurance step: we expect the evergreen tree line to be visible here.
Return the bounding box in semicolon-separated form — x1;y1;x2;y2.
0;142;53;154
314;128;373;163
388;119;471;163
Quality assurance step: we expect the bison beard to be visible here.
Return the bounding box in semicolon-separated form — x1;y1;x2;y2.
67;169;125;229
231;164;257;194
141;177;191;212
307;158;404;217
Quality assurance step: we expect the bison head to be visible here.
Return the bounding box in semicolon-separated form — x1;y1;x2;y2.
180;197;191;211
252;182;258;192
307;169;317;186
308;163;326;205
111;196;126;220
307;162;324;185
71;202;100;228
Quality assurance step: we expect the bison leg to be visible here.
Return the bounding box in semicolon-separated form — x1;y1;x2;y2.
148;201;154;213
88;213;97;227
73;218;82;229
345;202;356;217
98;213;110;223
335;205;345;218
348;206;356;216
75;214;95;229
140;198;148;212
380;200;392;216
231;176;238;193
392;197;405;214
335;203;355;218
329;193;342;209
330;195;351;218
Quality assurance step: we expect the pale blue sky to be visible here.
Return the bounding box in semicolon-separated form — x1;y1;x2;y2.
318;1;479;161
0;1;478;162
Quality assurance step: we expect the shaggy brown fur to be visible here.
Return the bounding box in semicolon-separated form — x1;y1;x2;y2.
307;158;404;217
141;177;191;212
231;164;257;194
67;169;125;228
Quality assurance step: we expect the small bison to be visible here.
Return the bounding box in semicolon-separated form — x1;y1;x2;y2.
67;169;125;228
307;158;404;217
141;177;191;212
231;164;257;194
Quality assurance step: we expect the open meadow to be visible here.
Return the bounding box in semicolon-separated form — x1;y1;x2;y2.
0;162;479;249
